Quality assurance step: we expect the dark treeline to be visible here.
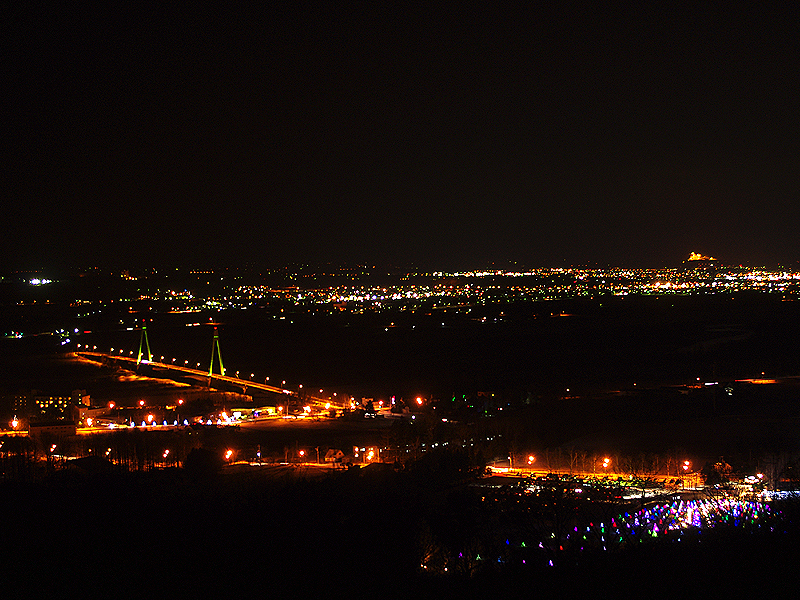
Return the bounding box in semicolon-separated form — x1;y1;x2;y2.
0;428;200;481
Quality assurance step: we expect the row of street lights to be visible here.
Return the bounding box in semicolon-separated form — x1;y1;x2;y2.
80;344;311;394
509;455;697;483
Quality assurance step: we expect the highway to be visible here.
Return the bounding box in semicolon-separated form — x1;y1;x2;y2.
75;351;338;410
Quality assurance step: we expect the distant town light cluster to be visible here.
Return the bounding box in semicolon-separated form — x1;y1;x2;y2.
6;261;799;339
208;265;799;313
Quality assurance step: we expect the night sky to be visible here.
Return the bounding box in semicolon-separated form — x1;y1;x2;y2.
7;4;799;271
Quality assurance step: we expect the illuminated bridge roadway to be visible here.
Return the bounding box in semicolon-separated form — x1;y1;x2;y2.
75;351;337;411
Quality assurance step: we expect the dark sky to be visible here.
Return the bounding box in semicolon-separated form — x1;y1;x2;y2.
7;3;799;271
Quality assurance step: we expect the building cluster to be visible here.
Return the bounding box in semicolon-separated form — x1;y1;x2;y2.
191;265;800;313
12;389;90;421
4;259;799;338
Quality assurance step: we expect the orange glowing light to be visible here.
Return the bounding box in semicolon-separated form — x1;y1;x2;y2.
687;251;717;261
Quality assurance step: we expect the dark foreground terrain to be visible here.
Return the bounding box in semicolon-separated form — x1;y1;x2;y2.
2;461;799;599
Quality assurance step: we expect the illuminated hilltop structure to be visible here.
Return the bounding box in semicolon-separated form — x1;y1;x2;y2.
686;252;717;262
682;251;719;275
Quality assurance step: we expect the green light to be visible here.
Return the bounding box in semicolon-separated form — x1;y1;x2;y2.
208;326;225;377
137;326;152;364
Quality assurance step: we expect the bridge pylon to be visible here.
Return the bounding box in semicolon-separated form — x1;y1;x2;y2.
209;326;225;377
137;325;153;365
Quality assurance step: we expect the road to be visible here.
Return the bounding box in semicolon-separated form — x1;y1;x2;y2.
76;351;339;410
